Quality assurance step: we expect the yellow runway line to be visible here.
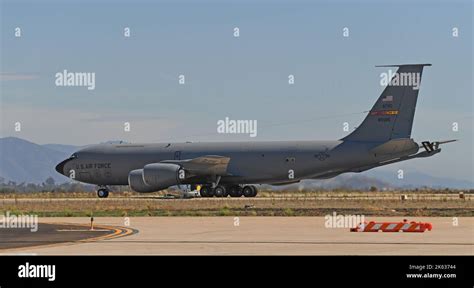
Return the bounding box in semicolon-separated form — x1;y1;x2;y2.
0;222;137;253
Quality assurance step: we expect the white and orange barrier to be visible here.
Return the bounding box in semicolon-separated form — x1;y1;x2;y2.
350;219;432;233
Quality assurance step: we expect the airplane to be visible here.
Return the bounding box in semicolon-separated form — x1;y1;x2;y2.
55;64;456;198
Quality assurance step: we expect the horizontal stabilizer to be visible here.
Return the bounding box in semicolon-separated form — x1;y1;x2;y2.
370;138;418;156
375;64;432;68
420;139;457;153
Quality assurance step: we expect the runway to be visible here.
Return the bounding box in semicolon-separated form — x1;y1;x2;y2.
1;217;472;255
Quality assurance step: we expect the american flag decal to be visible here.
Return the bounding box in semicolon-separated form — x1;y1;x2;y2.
382;95;393;102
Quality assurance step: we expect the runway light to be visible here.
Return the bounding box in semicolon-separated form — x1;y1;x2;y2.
90;216;94;231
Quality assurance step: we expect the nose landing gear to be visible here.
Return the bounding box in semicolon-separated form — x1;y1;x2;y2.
97;186;110;198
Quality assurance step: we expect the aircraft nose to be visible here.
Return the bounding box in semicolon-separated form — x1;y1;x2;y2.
55;158;71;175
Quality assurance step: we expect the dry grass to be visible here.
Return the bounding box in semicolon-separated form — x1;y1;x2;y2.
1;189;471;199
0;190;472;217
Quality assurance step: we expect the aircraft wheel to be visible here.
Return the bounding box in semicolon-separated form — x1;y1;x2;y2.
229;185;243;197
250;185;258;197
242;185;254;197
97;189;109;198
214;185;227;197
200;186;213;197
199;186;208;197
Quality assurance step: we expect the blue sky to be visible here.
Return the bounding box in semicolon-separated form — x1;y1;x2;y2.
1;0;472;181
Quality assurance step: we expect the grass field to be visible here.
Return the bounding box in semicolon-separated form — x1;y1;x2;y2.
1;190;472;217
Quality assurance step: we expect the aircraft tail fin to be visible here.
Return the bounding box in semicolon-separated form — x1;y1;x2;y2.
342;64;431;142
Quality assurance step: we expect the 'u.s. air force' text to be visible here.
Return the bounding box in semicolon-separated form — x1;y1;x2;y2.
75;163;111;170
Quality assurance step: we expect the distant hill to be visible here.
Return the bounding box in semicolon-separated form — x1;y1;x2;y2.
0;136;472;189
0;137;78;184
42;144;79;155
366;170;474;190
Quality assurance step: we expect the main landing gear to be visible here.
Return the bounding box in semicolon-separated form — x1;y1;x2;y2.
199;185;257;198
97;186;110;198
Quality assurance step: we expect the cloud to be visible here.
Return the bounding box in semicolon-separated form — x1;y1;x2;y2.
0;73;39;81
83;115;165;122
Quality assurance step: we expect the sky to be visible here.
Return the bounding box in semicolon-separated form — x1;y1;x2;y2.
1;0;473;181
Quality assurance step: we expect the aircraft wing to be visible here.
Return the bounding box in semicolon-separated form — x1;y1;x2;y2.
161;155;231;176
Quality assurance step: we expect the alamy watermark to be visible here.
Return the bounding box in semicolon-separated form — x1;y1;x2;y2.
217;117;257;138
55;69;95;90
0;211;38;232
380;69;420;90
18;262;55;281
324;211;365;228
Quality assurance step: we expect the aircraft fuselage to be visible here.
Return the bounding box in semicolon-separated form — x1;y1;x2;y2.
56;140;390;186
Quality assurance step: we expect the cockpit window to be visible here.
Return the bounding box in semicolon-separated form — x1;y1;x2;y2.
69;153;77;159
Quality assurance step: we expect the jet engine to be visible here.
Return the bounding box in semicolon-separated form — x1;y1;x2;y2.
143;163;183;190
128;163;185;193
128;169;158;193
128;163;184;193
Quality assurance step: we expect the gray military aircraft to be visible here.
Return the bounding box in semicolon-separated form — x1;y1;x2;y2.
56;64;455;198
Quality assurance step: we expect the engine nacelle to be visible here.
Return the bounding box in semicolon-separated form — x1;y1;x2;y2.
142;163;182;191
128;169;158;193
